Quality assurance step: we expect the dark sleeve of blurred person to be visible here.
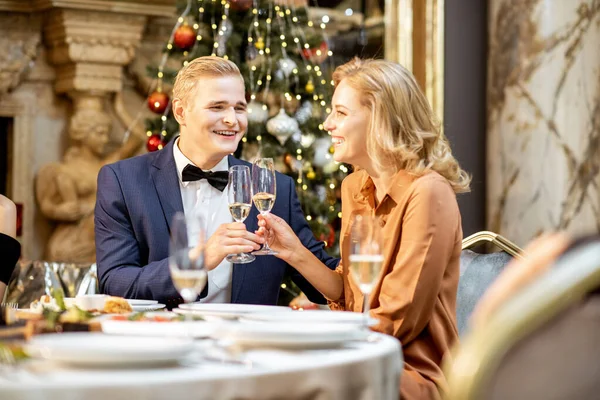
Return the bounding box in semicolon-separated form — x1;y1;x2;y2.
0;195;20;292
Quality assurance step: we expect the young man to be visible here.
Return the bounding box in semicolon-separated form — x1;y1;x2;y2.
95;56;338;307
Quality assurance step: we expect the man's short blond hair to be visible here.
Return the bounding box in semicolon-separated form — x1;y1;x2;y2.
172;56;243;106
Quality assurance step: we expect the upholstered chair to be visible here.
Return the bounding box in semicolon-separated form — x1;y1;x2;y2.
457;231;523;335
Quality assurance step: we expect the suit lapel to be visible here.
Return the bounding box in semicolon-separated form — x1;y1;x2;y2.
151;139;184;233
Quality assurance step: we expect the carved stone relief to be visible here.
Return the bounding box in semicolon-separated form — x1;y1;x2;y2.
0;13;41;96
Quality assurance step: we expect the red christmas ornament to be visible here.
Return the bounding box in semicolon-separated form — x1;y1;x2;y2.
146;134;165;152
302;41;329;64
229;0;253;12
318;224;336;248
173;24;196;50
147;91;169;114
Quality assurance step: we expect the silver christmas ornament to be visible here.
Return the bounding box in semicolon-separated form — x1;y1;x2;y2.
218;19;233;39
247;101;269;124
312;137;333;168
276;57;297;80
300;132;316;148
215;20;233;56
315;185;327;202
295;101;313;125
266;109;299;145
216;36;227;56
292;130;302;143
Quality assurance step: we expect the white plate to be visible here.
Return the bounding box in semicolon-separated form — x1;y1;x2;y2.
217;322;365;349
64;297;158;309
131;303;165;312
24;332;194;367
240;310;379;326
102;318;216;338
175;303;292;319
127;299;159;306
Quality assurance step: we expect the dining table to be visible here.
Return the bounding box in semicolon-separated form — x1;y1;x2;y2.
0;307;403;400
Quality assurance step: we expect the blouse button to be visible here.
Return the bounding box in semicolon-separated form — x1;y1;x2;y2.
379;219;386;227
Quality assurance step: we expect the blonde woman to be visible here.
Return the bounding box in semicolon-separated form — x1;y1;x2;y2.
258;58;470;400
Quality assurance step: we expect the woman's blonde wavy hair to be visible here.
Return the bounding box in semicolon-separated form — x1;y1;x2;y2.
333;58;470;193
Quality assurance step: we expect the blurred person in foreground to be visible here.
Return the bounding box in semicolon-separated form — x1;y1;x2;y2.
461;233;600;400
470;232;584;329
0;195;19;301
257;58;470;400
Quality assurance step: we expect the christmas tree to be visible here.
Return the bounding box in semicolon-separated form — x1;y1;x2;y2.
145;0;347;304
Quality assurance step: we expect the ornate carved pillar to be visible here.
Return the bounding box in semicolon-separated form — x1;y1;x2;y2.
487;1;600;245
33;0;174;263
43;8;145;95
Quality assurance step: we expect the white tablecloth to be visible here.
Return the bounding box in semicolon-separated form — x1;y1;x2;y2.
0;334;402;400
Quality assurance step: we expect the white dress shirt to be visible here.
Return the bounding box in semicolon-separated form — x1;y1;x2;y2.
173;139;233;303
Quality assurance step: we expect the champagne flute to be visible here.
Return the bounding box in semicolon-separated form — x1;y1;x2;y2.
226;165;256;263
169;212;208;316
348;214;384;331
251;158;278;255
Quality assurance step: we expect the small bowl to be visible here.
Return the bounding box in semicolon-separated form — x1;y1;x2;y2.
75;295;108;311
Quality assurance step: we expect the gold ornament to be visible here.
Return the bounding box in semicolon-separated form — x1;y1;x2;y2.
255;37;265;50
305;80;314;94
306;168;316;180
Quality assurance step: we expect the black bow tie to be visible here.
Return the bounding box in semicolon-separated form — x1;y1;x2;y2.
181;164;228;191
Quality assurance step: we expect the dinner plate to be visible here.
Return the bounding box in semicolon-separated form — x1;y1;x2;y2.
101;318;216;338
127;299;159;306
240;310;379;326
64;297;159;309
24;332;194;367
217;322;366;349
175;303;292;319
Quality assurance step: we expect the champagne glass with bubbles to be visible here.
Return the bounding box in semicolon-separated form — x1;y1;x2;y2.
226;165;255;263
349;214;384;330
169;212;208;312
251;158;278;255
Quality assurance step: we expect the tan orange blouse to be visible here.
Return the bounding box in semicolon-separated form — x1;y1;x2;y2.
329;169;462;400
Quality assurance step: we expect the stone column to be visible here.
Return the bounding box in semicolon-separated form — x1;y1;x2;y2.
487;0;600;246
384;0;444;118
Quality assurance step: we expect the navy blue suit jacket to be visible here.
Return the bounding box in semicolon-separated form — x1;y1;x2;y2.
94;139;339;308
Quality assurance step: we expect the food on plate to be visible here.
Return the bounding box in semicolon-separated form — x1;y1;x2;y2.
109;313;204;322
103;297;133;314
57;306;95;323
30;294;62;312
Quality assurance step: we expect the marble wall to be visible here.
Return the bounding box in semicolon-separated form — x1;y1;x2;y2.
487;0;600;246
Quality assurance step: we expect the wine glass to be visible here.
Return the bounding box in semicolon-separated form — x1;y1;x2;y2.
251;158;278;255
169;212;208;314
226;165;256;264
348;214;384;331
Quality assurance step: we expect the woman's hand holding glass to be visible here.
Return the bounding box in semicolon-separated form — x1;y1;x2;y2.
256;213;303;263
